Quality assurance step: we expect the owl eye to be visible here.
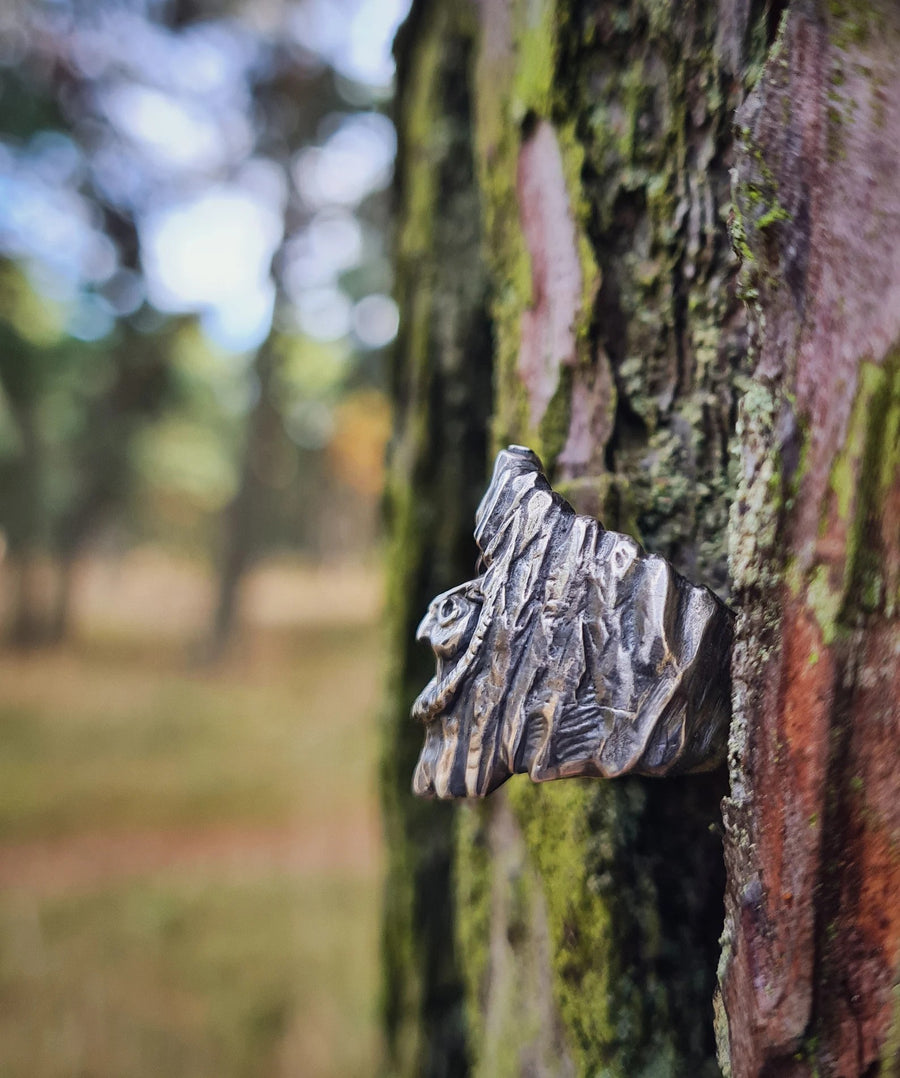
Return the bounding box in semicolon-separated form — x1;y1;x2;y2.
439;597;458;623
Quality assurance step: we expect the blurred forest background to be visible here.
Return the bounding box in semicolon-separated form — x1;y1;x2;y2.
0;0;405;1074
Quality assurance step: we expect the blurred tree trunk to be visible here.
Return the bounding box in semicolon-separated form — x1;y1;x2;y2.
207;333;282;658
381;3;493;1073
6;405;45;647
385;1;900;1077
42;213;174;647
0;353;48;648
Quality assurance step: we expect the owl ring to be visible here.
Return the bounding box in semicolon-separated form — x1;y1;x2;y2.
411;446;734;799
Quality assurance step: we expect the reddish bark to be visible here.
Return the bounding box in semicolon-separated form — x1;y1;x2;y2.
721;4;900;1075
515;118;614;478
516;119;583;427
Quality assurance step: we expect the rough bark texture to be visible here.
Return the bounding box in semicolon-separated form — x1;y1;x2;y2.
384;1;900;1076
719;3;900;1075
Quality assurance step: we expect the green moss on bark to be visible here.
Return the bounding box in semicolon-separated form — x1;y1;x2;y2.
473;0;599;461
381;4;493;1076
816;350;900;631
453;2;771;1075
558;1;766;595
507;772;729;1078
388;1;775;1075
454;804;492;1055
456;796;575;1078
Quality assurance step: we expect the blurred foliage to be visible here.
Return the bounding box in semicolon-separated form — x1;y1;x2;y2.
328;388;392;497
0;0;400;644
0;6;400;1075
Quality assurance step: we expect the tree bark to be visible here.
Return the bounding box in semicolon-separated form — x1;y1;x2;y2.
385;1;900;1076
381;5;493;1075
719;4;900;1075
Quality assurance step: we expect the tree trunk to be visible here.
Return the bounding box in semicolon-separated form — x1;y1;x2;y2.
5;398;48;648
207;333;282;658
719;4;900;1075
382;4;493;1073
384;2;900;1076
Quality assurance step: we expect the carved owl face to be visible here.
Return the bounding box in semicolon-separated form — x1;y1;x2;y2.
416;582;484;662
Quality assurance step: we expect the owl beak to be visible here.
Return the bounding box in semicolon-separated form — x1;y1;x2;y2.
415;610;433;645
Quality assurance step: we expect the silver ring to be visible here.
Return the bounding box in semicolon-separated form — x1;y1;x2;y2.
412;446;734;799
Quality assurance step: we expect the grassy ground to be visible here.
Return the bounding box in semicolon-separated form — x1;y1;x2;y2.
0;555;384;1078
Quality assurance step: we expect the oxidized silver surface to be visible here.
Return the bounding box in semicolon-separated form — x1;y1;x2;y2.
412;446;734;799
